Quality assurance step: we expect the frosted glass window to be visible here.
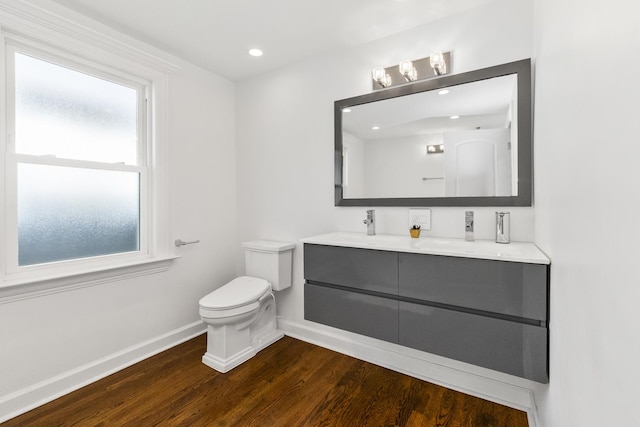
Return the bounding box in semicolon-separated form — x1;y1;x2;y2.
14;53;138;165
17;164;140;266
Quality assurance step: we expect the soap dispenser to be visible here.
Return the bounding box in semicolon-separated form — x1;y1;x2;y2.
495;212;510;244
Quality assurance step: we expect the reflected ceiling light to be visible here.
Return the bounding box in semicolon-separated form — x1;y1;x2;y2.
438;89;450;95
430;51;447;75
248;48;263;57
398;60;417;82
450;115;460;119
342;108;351;113
371;67;391;88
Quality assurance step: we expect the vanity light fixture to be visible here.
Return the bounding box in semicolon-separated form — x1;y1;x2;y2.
430;51;447;75
427;144;445;154
371;51;451;90
399;60;417;82
371;67;392;88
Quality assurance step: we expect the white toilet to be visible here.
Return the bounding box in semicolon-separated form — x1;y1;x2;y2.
198;240;295;373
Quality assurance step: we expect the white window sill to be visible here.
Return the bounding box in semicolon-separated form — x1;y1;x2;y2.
0;255;179;304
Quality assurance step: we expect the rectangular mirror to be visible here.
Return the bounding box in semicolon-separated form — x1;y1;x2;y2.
335;59;532;207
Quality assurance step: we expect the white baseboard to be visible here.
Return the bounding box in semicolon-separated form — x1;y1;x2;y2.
279;319;540;427
0;321;207;423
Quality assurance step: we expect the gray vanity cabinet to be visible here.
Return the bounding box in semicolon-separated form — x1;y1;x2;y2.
398;253;549;383
304;244;399;342
398;253;548;322
305;283;399;342
303;243;550;383
303;244;398;294
398;302;548;382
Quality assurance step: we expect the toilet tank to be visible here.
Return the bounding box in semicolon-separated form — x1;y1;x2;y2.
242;240;296;291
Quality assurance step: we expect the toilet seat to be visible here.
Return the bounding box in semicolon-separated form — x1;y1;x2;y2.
199;276;271;319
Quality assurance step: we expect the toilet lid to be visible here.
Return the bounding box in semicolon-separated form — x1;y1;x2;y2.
199;276;271;310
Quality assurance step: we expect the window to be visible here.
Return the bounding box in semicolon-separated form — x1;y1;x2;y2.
1;33;172;291
10;50;147;268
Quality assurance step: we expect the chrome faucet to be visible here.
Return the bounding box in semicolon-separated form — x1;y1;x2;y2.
465;211;474;242
363;209;375;236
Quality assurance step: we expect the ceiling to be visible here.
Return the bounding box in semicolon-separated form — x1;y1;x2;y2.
48;0;495;81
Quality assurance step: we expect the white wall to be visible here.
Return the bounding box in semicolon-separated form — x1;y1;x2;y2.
0;3;237;419
341;132;365;198
364;134;445;198
533;0;640;425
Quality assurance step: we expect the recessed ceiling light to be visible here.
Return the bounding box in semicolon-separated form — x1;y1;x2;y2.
372;125;380;130
449;115;460;119
248;48;263;57
438;89;450;95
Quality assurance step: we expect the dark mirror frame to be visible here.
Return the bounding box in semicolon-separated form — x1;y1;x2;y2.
334;58;532;207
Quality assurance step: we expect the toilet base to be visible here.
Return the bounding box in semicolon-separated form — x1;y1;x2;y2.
202;329;285;373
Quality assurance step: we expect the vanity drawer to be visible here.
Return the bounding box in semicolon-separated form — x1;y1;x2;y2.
399;301;548;383
304;244;398;295
304;282;399;343
399;253;548;322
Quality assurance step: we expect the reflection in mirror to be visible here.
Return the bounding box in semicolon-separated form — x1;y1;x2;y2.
335;59;532;207
343;75;517;198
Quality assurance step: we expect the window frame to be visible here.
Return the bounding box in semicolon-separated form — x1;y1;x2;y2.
6;44;151;273
0;21;176;297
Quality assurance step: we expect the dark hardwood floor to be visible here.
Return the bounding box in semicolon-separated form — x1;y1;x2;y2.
4;334;529;426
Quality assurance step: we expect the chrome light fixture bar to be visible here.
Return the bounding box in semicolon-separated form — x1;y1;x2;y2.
371;51;451;90
426;144;445;154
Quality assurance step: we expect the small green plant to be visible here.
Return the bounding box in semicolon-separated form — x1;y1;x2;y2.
411;224;421;230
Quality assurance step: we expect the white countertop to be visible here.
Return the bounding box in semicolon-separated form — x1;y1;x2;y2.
301;232;550;265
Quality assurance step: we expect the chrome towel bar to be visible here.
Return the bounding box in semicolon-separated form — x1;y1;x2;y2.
175;239;200;247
